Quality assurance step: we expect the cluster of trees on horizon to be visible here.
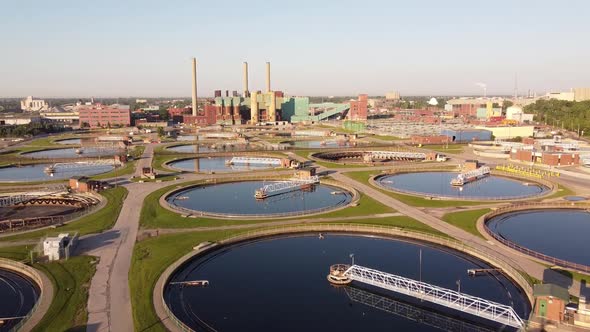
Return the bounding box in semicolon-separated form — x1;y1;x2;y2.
524;99;590;136
0;122;67;138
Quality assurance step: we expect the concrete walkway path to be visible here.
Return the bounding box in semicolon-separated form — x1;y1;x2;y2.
83;145;158;332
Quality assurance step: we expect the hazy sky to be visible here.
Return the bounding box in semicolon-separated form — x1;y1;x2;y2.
1;0;589;97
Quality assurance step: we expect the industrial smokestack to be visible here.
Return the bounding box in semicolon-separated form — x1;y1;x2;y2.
243;62;249;97
191;58;198;116
265;62;271;93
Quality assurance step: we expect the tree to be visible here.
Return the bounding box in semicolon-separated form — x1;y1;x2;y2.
157;127;165;137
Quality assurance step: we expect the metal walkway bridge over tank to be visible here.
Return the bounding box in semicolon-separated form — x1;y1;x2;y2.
343;264;524;329
47;159;122;171
227;156;282;167
254;176;320;199
343;286;494;332
368;151;426;160
451;166;491;186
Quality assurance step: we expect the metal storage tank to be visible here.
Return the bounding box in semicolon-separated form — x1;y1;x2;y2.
441;129;492;143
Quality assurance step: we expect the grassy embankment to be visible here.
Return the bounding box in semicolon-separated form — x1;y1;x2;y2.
372;135;402;141
422;144;465;154
441;208;491;239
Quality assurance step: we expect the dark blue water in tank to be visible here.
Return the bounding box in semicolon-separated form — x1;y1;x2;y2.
22;147;119;158
377;172;547;199
0;163;114;182
164;234;530;331
487;209;590;266
167;181;352;215
168;157;272;172
290;140;360;148
0;268;40;331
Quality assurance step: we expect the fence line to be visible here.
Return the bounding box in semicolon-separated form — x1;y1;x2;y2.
158;223;535;332
484;203;590;274
0;202;101;234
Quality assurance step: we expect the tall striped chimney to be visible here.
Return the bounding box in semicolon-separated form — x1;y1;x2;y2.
243;62;249;97
265;62;271;93
191;58;198;116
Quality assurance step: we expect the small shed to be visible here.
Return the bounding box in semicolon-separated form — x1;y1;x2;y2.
43;233;77;261
533;284;569;323
295;167;316;179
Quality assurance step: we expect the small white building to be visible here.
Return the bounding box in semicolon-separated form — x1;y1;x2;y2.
43;233;77;261
20;96;49;112
506;106;534;123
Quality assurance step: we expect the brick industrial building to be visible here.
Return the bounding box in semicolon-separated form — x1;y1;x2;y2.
347;94;368;121
78;104;131;128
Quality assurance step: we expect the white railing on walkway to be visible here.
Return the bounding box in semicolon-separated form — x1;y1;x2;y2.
344;286;494;332
228;156;282;166
344;264;524;328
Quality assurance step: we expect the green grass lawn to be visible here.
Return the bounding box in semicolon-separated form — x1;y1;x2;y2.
1;187;127;242
422;144;465;154
343;170;487;207
373;135;402;141
32;256;96;332
130;230;246;332
329;215;442;234
293;150;313;160
546;184;575;199
151;153;180;172
0;244;33;261
441;208;491;239
1;146;68;159
27;137;59;147
140;181;394;229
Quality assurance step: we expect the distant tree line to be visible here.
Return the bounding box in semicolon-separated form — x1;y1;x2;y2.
0;122;66;137
524;99;590;136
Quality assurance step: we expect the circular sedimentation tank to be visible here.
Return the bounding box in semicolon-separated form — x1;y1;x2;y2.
163;234;530;331
166;157;275;173
21;147;119;159
54;138;82;145
167;143;251;154
0;163;114;182
312;150;424;164
486;209;590;267
284;140;362;149
54;137;96;145
167;181;352;217
176;135;198;141
375;171;549;200
0;268;40;331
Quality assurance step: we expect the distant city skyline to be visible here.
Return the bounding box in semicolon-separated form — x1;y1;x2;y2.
1;0;589;98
